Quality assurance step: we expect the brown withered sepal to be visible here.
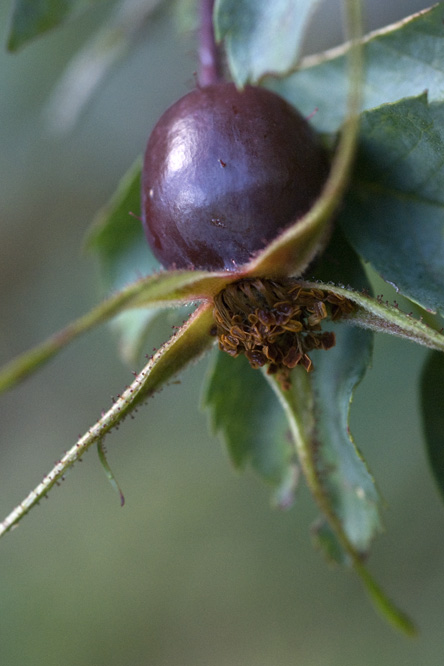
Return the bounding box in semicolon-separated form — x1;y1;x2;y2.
213;278;354;389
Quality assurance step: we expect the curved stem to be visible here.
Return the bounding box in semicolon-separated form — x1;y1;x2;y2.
0;285;142;394
198;0;223;86
0;268;231;396
0;303;215;537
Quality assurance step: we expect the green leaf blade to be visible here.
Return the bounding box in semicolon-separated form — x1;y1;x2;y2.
8;0;71;50
311;320;380;553
203;350;297;507
268;367;415;635
269;4;444;133
340;94;444;315
214;0;322;86
7;0;104;51
309;230;381;555
86;158;165;364
97;439;125;506
44;0;166;132
86;157;158;289
269;368;416;636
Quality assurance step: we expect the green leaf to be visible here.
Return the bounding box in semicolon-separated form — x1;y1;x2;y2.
214;0;322;86
7;0;104;51
97;439;125;507
309;232;381;555
310;319;380;553
267;370;415;635
86;157;158;288
171;0;198;33
268;4;444;133
45;0;168;132
421;350;444;501
340;94;444;316
254;230;417;631
0;266;232;395
203;350;297;507
308;226;370;289
86;158;165;365
311;519;349;566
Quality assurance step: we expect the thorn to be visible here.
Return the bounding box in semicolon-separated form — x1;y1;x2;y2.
305;107;319;121
129;211;142;222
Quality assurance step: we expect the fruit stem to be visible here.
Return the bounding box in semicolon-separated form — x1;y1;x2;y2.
198;0;222;86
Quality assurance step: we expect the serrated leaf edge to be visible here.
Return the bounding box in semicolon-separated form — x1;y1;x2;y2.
266;369;416;636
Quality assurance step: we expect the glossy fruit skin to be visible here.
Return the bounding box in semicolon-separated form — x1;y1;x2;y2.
142;82;329;271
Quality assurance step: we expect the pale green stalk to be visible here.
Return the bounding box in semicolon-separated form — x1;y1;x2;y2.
0;303;214;537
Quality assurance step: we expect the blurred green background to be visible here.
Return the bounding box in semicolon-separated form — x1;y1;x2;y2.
1;1;444;664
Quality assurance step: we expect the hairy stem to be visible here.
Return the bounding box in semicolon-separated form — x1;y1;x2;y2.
0;303;215;537
0;286;142;394
0;268;230;396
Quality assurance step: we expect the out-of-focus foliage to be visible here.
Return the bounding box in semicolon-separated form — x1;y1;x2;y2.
2;0;444;655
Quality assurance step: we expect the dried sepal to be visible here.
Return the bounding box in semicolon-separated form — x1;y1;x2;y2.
213;278;354;389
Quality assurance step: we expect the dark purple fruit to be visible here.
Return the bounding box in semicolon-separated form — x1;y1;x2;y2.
142;82;329;271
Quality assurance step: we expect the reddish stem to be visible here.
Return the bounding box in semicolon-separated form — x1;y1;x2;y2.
198;0;223;86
